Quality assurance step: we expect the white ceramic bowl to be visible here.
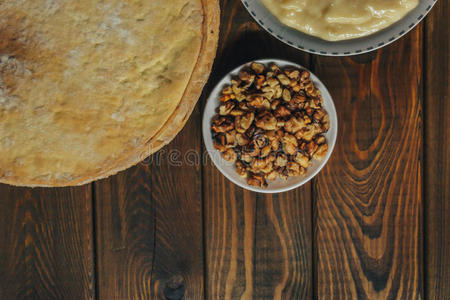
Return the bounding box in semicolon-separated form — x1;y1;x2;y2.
241;0;437;56
202;59;338;193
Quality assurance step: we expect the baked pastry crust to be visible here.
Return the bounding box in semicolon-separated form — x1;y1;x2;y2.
0;0;219;187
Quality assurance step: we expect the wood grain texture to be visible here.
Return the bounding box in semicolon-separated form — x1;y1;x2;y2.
95;105;204;300
0;185;94;300
424;0;450;298
312;26;424;299
252;193;312;300
1;1;449;299
204;175;312;300
204;1;312;299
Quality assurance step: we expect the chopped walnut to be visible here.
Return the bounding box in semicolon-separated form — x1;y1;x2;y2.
239;70;255;83
236;133;249;146
275;85;283;99
243;142;260;157
322;114;330;131
247;173;267;187
251;158;268;171
251;62;265;74
248;95;270;110
230;109;245;116
316;135;326;145
297;123;323;141
275;153;288;167
292;93;307;104
254;133;268;148
241;152;254;164
219;102;235;115
270;63;281;73
284;116;307;133
260;162;273;174
222;85;233;95
276;167;289;180
211;62;330;188
285;69;300;79
282;88;291;102
212;116;234;133
235;111;254;133
213;134;227;152
274;105;291;118
267;170;279;181
219;94;233;102
287;162;301;177
306;141;319;156
300;70;310;82
294;152;310;168
262;89;275;101
236;161;248;178
253;75;264;89
271;99;280;110
238;102;249;111
313;143;328;160
267;77;279;88
260;145;272;158
313;108;326;121
277;74;290;86
282;134;298;155
255;111;277;131
276;118;285;129
266;130;281;151
222;149;237;162
225;130;236;147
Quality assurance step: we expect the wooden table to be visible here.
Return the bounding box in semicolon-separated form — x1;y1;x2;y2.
0;1;448;299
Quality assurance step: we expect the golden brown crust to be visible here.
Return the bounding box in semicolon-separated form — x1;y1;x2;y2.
0;0;219;187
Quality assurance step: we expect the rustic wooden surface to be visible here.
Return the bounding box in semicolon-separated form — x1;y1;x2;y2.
0;186;94;300
0;0;448;299
94;105;204;300
424;0;450;298
313;26;424;299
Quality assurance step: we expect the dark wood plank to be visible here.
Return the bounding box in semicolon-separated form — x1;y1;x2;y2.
0;185;95;300
95;105;204;300
424;0;450;298
204;178;312;300
252;192;312;300
204;1;312;299
312;26;424;298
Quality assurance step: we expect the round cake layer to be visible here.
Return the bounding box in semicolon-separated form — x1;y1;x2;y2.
0;0;219;186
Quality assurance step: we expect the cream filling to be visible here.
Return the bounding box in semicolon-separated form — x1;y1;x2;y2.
262;0;419;41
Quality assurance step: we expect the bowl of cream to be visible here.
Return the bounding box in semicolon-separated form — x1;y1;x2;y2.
241;0;436;55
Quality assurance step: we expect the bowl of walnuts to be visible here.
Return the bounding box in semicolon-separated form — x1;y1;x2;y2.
203;59;337;193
